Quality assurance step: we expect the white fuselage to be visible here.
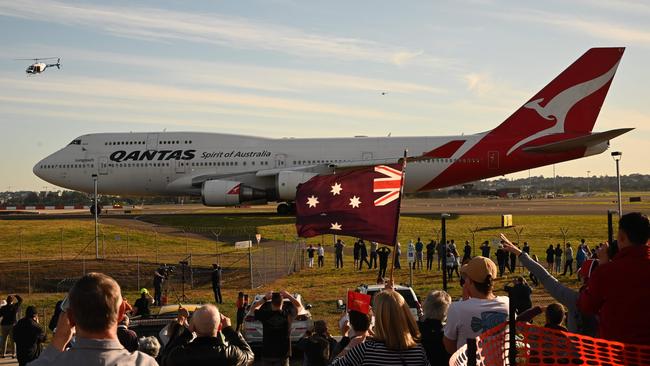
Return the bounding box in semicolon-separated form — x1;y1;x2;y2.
33;131;489;198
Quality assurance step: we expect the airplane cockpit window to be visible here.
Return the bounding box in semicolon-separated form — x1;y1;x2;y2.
68;139;81;145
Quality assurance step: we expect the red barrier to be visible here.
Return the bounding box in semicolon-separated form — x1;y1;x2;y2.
450;322;650;366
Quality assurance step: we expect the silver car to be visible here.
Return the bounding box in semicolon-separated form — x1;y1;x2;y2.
357;284;423;320
242;293;313;345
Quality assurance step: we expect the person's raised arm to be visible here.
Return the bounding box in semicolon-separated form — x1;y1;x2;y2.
500;234;522;256
280;290;302;310
504;234;579;308
250;292;272;311
14;294;23;305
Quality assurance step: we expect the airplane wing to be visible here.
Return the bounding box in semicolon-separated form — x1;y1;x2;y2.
255;156;407;177
183;152;433;188
522;128;633;153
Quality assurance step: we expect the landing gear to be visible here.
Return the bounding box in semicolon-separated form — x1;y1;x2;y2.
276;202;296;215
90;204;102;215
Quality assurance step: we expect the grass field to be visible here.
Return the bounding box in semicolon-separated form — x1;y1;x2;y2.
0;210;613;333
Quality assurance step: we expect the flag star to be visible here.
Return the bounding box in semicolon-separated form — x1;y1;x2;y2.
330;222;342;230
349;195;362;208
306;195;319;208
330;182;342;195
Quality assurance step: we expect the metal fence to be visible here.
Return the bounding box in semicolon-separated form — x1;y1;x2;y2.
0;236;305;298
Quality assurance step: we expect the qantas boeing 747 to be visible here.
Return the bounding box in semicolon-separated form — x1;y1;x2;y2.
34;48;632;213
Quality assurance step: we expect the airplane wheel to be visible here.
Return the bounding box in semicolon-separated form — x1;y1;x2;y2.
90;204;102;215
277;203;290;215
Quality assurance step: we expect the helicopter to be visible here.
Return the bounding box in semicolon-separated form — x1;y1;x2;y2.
16;57;61;75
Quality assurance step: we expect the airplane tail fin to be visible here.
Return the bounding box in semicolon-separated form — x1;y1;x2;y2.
493;48;625;155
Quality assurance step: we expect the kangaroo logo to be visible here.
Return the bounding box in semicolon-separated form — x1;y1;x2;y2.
507;61;620;156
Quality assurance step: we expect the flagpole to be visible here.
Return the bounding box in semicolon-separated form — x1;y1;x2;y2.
389;149;408;284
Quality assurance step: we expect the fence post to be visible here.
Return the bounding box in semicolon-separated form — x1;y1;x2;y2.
60;228;64;261
137;255;140;291
19;229;23;261
507;287;517;366
249;242;253;289
82;258;86;275
189;253;194;289
126;229;130;258
28;260;32;295
155;231;159;263
467;338;477;366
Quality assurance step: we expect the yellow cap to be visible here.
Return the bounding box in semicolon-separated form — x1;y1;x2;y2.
460;256;497;283
140;288;149;295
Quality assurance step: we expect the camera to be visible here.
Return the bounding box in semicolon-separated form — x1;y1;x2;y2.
158;264;175;278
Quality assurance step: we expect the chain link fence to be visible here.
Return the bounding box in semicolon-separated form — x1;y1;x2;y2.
0;224;306;294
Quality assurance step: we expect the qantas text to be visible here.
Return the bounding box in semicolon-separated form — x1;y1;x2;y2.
110;150;196;162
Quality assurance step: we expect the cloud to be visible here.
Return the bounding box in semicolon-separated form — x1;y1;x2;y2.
464;72;494;96
0;0;452;68
488;8;650;45
0;74;432;126
392;50;424;66
7;45;448;96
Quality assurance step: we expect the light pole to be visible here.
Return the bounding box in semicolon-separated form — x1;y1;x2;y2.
586;170;590;195
92;174;99;259
440;213;450;292
611;151;622;218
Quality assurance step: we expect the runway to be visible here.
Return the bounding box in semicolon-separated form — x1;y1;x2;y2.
1;194;648;221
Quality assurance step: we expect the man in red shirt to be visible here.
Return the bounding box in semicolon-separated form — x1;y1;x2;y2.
577;212;650;344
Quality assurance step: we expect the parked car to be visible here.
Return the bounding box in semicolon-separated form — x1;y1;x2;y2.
357;284;422;320
129;304;201;339
242;293;313;345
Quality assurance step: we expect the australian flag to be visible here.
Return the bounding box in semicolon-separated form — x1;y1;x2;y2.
295;164;404;245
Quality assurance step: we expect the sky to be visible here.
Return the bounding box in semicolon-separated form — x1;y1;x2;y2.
1;0;649;191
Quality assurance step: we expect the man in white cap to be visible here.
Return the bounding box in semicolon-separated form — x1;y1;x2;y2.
443;256;509;352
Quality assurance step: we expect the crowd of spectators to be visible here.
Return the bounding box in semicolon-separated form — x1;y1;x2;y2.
0;212;647;365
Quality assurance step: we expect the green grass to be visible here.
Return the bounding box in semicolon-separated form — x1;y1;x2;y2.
0;219;245;263
0;212;602;332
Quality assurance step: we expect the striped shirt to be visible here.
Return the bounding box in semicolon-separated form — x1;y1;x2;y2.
331;339;430;366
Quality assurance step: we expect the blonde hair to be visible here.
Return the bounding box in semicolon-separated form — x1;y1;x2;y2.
372;290;420;350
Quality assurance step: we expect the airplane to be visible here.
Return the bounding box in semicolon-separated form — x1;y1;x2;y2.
17;57;61;75
33;48;632;214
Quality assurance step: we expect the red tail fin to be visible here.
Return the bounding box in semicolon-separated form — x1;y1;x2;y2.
492;48;624;155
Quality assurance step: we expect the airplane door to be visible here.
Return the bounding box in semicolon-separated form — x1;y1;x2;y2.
175;160;186;174
275;154;286;168
488;151;499;169
99;156;109;175
146;133;159;150
362;152;373;160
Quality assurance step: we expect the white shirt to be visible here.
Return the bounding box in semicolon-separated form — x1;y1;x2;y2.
318;246;325;256
444;296;509;350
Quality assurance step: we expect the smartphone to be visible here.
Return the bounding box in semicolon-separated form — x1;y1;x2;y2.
60;296;70;313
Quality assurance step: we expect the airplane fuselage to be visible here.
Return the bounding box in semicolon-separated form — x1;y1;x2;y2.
33;130;595;199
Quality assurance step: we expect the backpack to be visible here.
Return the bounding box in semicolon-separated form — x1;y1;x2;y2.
305;334;331;366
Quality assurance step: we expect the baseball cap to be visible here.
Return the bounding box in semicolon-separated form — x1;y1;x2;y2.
461;256;497;283
578;259;599;280
140;288;149;295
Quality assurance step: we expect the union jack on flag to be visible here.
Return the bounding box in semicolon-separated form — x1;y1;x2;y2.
373;165;404;206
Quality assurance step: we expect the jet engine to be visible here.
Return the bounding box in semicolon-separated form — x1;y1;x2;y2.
276;171;319;200
201;180;267;206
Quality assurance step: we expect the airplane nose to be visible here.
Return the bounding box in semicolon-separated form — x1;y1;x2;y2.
33;160;45;180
